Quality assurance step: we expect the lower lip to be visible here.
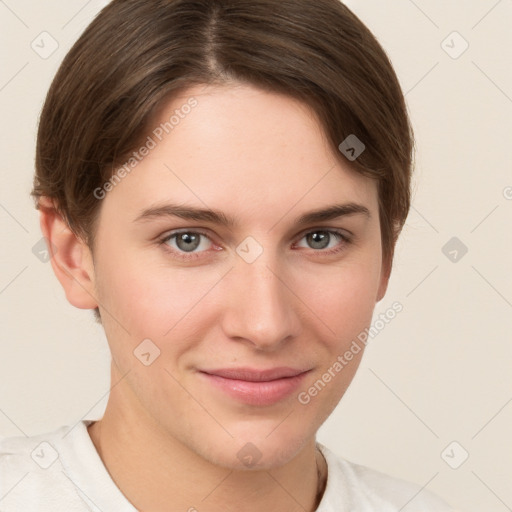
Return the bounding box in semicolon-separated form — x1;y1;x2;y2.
199;371;310;406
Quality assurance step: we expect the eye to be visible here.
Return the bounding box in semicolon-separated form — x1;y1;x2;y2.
160;230;214;260
159;228;352;261
295;229;351;255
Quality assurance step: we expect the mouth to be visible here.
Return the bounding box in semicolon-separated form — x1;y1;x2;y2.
198;367;312;406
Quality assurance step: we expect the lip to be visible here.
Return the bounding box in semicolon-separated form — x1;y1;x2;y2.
198;367;311;406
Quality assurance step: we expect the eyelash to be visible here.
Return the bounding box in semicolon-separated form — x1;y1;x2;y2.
158;229;352;261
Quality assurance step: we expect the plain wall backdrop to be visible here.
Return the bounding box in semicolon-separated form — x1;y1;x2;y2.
1;1;511;511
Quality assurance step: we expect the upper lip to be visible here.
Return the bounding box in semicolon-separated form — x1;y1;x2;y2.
200;367;310;382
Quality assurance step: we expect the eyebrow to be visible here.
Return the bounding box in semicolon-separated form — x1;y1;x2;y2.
134;202;371;228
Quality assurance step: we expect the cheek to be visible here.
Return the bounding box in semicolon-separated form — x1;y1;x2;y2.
95;236;172;319
297;257;382;341
95;249;222;347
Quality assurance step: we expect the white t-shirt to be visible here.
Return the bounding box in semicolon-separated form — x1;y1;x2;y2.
0;419;458;511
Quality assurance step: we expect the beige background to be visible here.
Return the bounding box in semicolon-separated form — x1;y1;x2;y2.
1;1;511;510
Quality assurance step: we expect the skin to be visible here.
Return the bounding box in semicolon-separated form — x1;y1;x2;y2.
39;83;390;512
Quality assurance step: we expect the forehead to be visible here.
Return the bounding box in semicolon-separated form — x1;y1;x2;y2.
101;83;378;225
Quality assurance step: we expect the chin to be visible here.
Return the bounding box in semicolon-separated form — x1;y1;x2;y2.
195;428;313;471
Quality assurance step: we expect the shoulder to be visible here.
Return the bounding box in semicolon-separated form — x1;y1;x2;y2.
0;423;70;469
317;443;459;512
0;424;86;510
0;425;65;475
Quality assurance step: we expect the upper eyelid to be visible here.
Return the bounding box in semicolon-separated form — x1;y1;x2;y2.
295;226;352;239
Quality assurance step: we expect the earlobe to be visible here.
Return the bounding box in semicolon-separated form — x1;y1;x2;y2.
38;197;98;310
376;255;392;303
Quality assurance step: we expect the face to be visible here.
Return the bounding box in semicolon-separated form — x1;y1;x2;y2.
88;83;388;469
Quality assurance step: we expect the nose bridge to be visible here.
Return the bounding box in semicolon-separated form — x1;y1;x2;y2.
222;245;300;349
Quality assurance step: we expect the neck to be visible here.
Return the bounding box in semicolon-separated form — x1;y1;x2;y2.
88;390;327;512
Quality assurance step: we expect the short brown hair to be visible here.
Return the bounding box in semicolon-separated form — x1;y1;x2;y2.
32;0;414;320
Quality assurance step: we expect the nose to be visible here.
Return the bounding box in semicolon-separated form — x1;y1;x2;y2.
220;253;301;352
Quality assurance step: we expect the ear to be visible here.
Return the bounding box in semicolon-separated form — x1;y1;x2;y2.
38;197;98;310
376;253;392;303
